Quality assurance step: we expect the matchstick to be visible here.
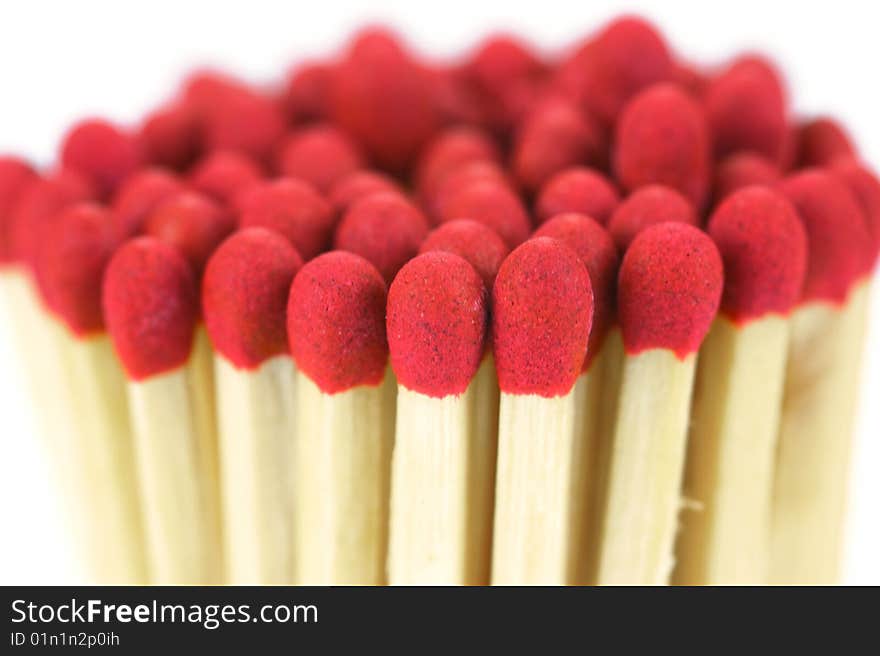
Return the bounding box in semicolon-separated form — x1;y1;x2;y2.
287;251;395;584
771;170;875;584
104;238;221;584
386;251;493;584
673;187;807;585
202;227;303;585
595;223;722;585
490;235;598;585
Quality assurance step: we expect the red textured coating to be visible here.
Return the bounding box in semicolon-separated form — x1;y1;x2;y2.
415;126;500;199
511;97;606;194
713;152;780;201
618;222;723;357
202;228;303;368
419;219;509;290
189;150;263;205
276;124;365;193
138;103;201;171
614;83;711;208
535;166;620;225
554;16;673;125
144;191;235;275
329;28;439;172
705;55;788;162
334;191;429;283
9;169;95;269
103;237;198;380
429;64;487;127
34;203;120;336
387;251;488;397
534;213;618;369
238;178;334;261
672;60;709;97
780;169;874;302
288;251;389;393
437;179;531;248
328;170;400;214
282;62;332;123
708;186;807;322
60;119;143;197
0;157;37;264
830;157;880;265
798;117;856;167
493;237;593;396
111;168;185;238
426;160;509;222
608;184;698;251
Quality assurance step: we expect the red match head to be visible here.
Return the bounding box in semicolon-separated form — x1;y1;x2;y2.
419;219;510;290
426;160;509;221
618;223;723;358
608;184;698;251
437;179;531;248
493;237;593;396
238;177;334;260
203;228;303;369
282;62;333;123
144;191;235;275
387;251;488;397
288;251;389;393
104;237;198;380
713;152;780;201
0;157;37;264
328;170;400;214
705;55;788;162
830;157;880;265
334;191;429;284
34;203;120;336
614;83;711;208
138;102;201;171
110;168;186;238
708;186;807;323
797;117;856;167
60;119;143;197
188;150;263;205
534;213;618;368
535;166;620;226
276;124;365;193
415;126;500;199
511;97;606;194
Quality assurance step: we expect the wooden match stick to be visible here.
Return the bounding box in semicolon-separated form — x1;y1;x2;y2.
203;228;303;585
288;251;395;584
673;187;807;585
386;251;494;584
104;238;221;584
771;170;875;584
595;223;722;585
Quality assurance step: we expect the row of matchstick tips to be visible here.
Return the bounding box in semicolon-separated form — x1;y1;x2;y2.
1;16;878;585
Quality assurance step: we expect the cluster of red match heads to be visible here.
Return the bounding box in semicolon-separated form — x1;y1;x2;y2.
1;16;878;398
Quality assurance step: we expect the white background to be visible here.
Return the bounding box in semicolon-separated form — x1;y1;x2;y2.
0;0;877;583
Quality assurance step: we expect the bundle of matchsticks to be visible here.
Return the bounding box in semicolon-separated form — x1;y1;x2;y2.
1;15;876;586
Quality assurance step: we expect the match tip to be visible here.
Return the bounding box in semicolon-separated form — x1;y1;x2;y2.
288;251;389;393
798;117;856;167
328;169;400;214
535;166;620;225
276;123;365;193
0;157;38;263
387;251;488;397
188;150;263;205
708;186;807;322
493;237;593;396
419;219;509;290
829;157;880;266
110;167;185;238
415;126;500;199
437;179;531;248
203;228;303;368
334;191;429;284
608;184;698;251
618;222;722;358
104;237;198;380
60;118;143;197
713;152;780;201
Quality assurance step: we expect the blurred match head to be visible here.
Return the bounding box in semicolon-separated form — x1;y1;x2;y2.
103;237;198;381
614;83;711;208
797;117;856;167
0;157;38;264
708;186;807;323
415;126;501;198
288;251;389;393
618;222;723;358
138;102;201;171
436;179;531;248
328;170;400;214
608;184;698;251
60;119;143;197
780;169;874;302
282;62;332;123
829;157;880;266
238;177;334;260
534;213;618;368
534;166;620;225
188;150;263;205
276;124;365;193
387;251;488;397
493;237;594;396
35;203;120;336
419;219;509;290
110;167;186;238
203;228;303;369
713;152;780;201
